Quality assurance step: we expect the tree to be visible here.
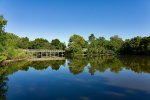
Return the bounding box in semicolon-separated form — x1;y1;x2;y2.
68;34;87;54
88;34;96;43
140;36;150;54
28;38;51;49
109;35;124;52
0;16;27;61
0;15;7;34
51;39;66;50
87;35;107;55
120;36;150;55
17;37;29;49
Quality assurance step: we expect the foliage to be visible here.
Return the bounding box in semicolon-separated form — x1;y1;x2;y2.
67;34;150;55
0;15;29;61
68;34;87;55
28;38;51;49
0;15;7;34
120;36;150;55
1;14;150;61
17;37;29;49
88;33;96;43
51;39;66;50
87;34;117;55
28;38;65;50
109;35;124;52
0;32;30;61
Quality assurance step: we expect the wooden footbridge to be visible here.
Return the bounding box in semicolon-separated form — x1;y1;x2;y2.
23;49;114;59
23;49;65;58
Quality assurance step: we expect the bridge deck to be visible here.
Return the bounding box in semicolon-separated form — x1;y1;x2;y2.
23;49;65;53
23;49;65;58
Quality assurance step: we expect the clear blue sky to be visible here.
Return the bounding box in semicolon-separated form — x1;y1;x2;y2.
0;0;150;42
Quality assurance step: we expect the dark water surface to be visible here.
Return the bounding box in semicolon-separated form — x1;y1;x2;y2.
0;56;150;100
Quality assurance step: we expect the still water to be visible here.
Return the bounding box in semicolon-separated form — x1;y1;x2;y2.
0;56;150;100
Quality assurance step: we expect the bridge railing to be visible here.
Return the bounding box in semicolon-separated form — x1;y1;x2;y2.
23;49;65;52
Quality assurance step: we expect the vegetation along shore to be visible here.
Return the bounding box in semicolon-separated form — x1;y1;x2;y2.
0;15;150;63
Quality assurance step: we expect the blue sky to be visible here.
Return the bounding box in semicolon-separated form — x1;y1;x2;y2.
0;0;150;42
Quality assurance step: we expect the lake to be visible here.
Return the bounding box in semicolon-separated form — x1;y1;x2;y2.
0;56;150;100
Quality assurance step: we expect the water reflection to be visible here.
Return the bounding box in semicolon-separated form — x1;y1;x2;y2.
29;60;65;70
0;74;8;100
67;56;150;75
0;56;150;75
68;56;88;75
0;56;150;100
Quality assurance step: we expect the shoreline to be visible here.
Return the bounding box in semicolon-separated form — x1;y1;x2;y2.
1;58;30;65
1;55;149;65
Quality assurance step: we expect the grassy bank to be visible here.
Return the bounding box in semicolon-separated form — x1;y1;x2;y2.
0;49;31;64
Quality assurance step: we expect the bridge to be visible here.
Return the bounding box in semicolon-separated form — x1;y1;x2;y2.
23;49;65;58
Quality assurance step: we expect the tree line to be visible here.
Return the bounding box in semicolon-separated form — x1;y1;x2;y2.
0;15;150;62
67;34;150;55
0;15;66;62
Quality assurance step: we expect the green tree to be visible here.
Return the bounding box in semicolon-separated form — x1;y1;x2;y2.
109;35;124;52
0;15;7;34
17;37;29;49
87;35;106;55
88;34;96;43
120;36;150;55
51;39;66;50
68;34;87;55
28;38;51;49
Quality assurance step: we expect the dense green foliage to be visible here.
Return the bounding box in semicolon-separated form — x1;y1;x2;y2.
17;37;29;49
0;15;66;62
67;34;150;55
120;36;150;55
51;39;66;50
0;15;150;63
28;38;51;49
0;15;29;62
18;38;66;50
67;34;123;55
0;16;7;34
68;34;87;55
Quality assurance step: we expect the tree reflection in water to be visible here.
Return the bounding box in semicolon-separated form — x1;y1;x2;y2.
0;74;8;100
0;56;150;99
29;60;65;70
67;56;150;75
67;56;88;75
0;56;150;75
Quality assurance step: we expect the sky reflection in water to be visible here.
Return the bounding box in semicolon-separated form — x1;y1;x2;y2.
0;56;150;100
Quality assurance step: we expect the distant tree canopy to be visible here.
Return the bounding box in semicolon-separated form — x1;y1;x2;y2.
28;38;50;49
68;34;87;54
27;38;65;50
120;36;150;55
67;34;150;55
109;35;124;52
17;37;29;49
51;39;66;50
0;14;150;62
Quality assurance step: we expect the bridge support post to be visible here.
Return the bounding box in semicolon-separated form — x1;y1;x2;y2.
46;52;48;58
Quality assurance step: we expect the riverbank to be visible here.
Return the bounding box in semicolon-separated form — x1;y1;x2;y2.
0;57;32;65
1;58;27;65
